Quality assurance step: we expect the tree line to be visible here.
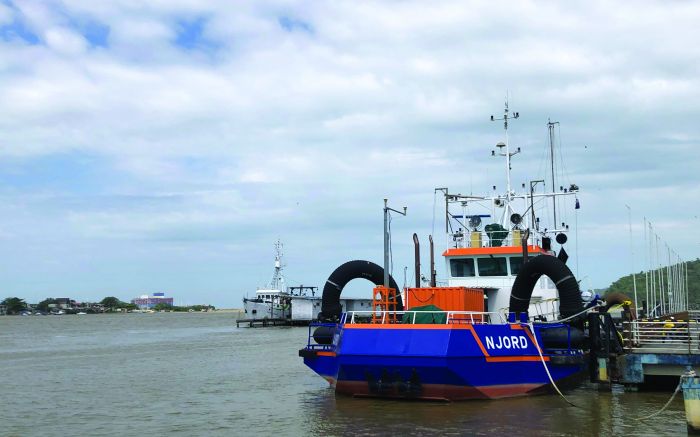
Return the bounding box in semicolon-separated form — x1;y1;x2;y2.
1;296;140;314
605;258;700;308
1;296;214;315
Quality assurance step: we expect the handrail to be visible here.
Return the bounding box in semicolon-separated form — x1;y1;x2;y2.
344;310;507;325
623;319;700;353
450;230;541;249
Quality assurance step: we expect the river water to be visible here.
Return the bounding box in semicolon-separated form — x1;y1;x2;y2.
0;313;687;436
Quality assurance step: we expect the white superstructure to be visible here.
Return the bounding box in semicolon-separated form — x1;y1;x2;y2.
438;100;580;320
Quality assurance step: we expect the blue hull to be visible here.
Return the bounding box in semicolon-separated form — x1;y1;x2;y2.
300;322;587;400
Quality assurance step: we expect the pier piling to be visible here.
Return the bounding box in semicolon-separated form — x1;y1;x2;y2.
682;369;700;433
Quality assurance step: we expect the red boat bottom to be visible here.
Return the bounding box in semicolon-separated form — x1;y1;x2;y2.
333;379;546;401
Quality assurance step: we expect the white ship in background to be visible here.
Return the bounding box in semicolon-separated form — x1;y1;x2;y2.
241;240;373;325
242;240;292;320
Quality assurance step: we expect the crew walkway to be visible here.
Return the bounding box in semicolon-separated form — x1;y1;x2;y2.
613;312;700;385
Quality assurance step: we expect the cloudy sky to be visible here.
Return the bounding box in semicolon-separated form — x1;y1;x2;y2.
1;0;699;307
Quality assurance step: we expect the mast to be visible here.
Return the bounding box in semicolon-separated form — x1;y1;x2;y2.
547;119;559;227
490;98;520;227
383;200;389;288
269;239;284;290
626;205;638;313
383;199;407;289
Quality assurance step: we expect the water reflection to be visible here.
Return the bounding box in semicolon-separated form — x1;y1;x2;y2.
0;315;689;437
299;384;686;436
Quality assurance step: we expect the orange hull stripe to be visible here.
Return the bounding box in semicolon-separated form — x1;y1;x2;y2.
317;351;336;357
485;356;549;362
521;325;546;355
464;323;490;356
343;323;473;330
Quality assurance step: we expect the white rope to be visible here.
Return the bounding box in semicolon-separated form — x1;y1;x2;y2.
535;303;602;325
634;379;682;421
526;322;578;407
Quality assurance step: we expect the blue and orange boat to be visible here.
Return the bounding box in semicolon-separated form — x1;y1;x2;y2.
300;103;591;400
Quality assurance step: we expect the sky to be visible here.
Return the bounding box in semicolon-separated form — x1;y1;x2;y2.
1;0;699;307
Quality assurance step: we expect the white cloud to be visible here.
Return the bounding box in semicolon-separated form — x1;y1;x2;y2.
0;3;13;25
1;0;700;306
44;27;87;55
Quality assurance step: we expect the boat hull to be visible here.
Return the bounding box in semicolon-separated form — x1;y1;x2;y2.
301;323;587;401
242;299;289;320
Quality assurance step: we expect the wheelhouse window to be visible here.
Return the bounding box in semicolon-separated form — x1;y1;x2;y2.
509;254;539;276
450;258;476;277
509;257;523;276
477;257;508;276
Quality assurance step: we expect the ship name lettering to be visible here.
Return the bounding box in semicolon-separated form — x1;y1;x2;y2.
484;335;528;350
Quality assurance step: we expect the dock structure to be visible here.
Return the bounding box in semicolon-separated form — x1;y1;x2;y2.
236;318;292;328
617;313;700;385
591;310;700;388
236;318;314;327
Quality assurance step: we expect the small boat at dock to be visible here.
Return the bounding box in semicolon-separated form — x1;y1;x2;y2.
240;241;372;327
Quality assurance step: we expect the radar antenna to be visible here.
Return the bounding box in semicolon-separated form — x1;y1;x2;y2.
490;97;521;227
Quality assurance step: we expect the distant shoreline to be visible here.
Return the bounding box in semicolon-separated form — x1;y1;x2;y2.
1;309;244;316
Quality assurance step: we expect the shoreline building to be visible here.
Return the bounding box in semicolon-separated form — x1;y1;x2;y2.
131;292;174;309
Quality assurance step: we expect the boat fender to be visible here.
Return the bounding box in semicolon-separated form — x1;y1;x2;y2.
313;325;335;345
509;255;584;320
539;326;585;348
318;260;403;322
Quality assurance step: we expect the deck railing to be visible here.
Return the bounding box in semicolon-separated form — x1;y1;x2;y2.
497;298;560;323
623;316;700;354
343;310;507;325
450;230;541;249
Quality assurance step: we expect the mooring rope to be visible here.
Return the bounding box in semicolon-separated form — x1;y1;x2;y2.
528;318;689;420
526;322;578;407
534;303;601;325
633;376;684;421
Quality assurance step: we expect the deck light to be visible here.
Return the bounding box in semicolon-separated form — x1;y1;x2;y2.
469;216;482;230
510;213;522;226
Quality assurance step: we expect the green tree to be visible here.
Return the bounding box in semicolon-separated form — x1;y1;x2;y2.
153;303;173;311
606;258;700;309
100;296;123;309
37;298;58;313
2;297;27;315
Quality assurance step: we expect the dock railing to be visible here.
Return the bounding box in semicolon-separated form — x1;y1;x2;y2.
344;310;507;325
623;312;700;354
